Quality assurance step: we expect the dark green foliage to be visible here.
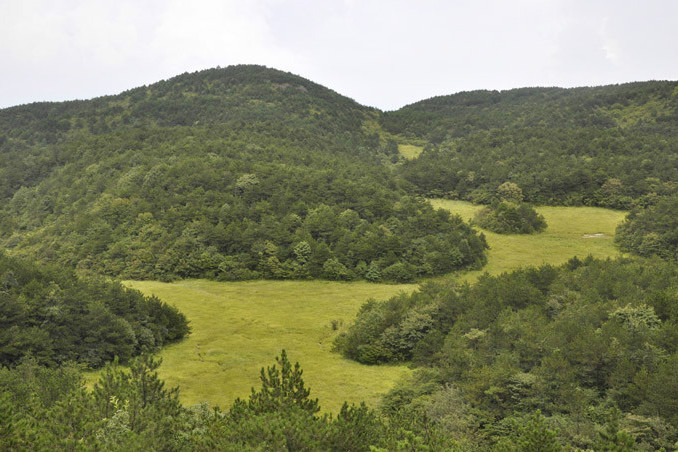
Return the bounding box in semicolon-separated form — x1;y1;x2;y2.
493;411;563;452
0;253;189;368
339;257;678;449
0;65;487;282
473;201;547;234
388;82;678;206
327;402;385;451
616;193;678;260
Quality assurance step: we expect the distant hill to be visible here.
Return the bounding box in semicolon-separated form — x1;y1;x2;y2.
386;82;678;207
0;65;375;201
383;82;678;139
0;65;487;281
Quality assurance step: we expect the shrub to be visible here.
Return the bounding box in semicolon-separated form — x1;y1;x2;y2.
473;202;547;234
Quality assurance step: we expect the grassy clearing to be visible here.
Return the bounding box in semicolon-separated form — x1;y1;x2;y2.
121;279;416;414
398;144;423;159
429;199;627;282
87;202;625;415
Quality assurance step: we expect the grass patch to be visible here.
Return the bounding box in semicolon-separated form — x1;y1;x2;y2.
398;144;423;159
429;199;627;282
119;279;416;414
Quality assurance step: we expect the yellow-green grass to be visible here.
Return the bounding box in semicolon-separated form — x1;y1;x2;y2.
398;144;423;159
118;279;416;414
429;199;628;282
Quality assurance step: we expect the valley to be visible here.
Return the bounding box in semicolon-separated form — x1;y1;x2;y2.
115;203;626;414
2;66;677;450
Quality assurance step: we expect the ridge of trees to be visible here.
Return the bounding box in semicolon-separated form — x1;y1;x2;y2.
389;82;678;207
2;350;637;451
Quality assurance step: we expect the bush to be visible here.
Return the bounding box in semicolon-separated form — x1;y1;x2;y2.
381;262;416;283
473;201;547;234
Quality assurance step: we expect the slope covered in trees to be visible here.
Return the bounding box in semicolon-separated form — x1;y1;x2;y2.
615;193;678;260
0;65;487;281
0;252;189;368
386;82;678;207
335;256;678;450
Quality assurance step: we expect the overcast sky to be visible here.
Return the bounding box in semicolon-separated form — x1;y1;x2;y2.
1;0;676;111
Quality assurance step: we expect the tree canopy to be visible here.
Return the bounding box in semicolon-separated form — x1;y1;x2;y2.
0;252;189;368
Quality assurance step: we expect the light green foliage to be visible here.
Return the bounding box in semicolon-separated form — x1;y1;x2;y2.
398;144;424;159
610;304;661;331
497;182;524;203
493;412;563;452
0;392;15;449
293;241;312;264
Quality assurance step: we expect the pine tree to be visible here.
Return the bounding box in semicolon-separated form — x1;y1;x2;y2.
245;350;320;415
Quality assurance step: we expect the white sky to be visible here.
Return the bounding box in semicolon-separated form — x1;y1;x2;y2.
1;0;676;111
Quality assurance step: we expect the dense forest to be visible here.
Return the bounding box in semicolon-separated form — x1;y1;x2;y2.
615;193;678;260
335;256;678;450
0;65;486;282
389;82;678;207
2;67;678;280
0;252;189;368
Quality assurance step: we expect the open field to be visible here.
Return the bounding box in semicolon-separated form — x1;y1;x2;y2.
429;199;627;282
122;279;416;413
104;202;626;414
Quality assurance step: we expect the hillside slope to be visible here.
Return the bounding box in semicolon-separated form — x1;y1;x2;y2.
385;82;678;207
0;65;487;281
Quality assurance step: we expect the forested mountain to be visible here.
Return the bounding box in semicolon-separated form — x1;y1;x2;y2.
3;66;678;450
0;65;487;282
3;68;678;279
387;82;678;207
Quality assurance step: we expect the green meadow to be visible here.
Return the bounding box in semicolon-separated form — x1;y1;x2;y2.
428;199;627;282
122;279;416;413
112;201;627;414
